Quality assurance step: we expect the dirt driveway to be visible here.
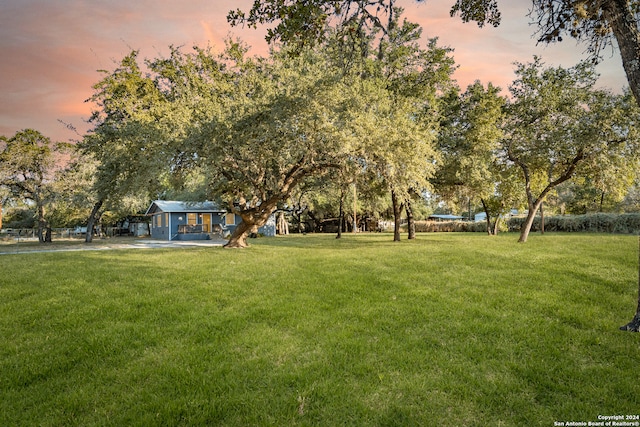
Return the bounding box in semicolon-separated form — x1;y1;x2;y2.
0;237;227;255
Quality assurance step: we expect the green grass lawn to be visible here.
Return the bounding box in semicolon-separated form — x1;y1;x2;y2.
1;233;639;426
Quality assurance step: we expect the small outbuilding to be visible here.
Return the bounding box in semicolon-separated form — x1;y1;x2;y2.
428;214;464;221
145;200;276;241
474;209;519;222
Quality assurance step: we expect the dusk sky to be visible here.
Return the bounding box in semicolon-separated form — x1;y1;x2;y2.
0;0;627;143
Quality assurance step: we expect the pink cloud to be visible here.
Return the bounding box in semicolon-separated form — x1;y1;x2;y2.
0;0;627;143
403;0;623;93
0;0;268;141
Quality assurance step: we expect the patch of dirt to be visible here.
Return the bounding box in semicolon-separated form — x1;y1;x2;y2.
0;237;226;254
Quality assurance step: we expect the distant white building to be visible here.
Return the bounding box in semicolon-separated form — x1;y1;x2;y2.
474;209;519;222
428;214;464;221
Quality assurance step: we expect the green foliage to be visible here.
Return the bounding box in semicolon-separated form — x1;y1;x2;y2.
82;51;169;205
508;213;640;234
449;0;501;27
0;129;71;240
200;46;351;209
503;57;640;241
83;7;456;246
434;81;525;234
344;77;438;201
450;0;640;112
1;205;36;229
81;3;639;245
435;82;509;205
228;0;343;47
81;41;353;240
336;12;456;240
0;129;53;177
1;234;639;425
227;0;410;51
360;19;455;202
414;219;489;233
561;169;640;214
623;180;640;212
411;214;640;234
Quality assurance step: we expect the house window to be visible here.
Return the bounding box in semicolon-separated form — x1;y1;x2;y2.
157;214;163;228
187;213;197;225
225;213;235;226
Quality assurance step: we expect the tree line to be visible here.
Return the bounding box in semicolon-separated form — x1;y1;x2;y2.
2;9;639;244
2;0;640;330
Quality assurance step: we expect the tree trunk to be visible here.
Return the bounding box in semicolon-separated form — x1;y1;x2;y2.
391;189;403;242
518;198;544;243
225;220;253;248
493;216;501;236
37;202;47;243
336;188;344;239
620;235;640;332
352;183;357;234
604;0;640;107
481;198;493;236
96;212;103;238
306;210;319;232
405;198;415;240
225;203;277;248
539;201;545;235
85;200;104;243
276;211;289;235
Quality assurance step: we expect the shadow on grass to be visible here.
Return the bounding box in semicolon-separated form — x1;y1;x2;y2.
250;232;459;250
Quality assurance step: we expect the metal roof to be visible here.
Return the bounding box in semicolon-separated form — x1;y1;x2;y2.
145;200;225;215
428;214;464;220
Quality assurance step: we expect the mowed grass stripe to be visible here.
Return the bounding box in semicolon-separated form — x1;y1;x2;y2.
0;233;638;426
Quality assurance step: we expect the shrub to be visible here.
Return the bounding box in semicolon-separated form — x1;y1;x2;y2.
507;213;640;234
414;220;488;233
412;213;640;234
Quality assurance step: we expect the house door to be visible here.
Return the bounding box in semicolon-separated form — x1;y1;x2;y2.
202;214;211;233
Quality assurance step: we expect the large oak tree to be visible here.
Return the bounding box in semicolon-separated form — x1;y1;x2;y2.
349;17;455;241
434;81;514;234
0;129;66;243
82;51;171;242
198;47;353;247
503;57;639;243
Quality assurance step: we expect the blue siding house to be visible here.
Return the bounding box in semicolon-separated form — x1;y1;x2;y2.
145;200;275;241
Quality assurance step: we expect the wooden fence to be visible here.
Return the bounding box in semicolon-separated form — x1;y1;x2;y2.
0;227;148;241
